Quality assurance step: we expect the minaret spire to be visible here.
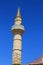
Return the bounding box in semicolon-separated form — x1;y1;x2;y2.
16;8;21;17
15;8;22;25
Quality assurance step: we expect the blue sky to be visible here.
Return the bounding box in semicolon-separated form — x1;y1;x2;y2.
0;0;43;65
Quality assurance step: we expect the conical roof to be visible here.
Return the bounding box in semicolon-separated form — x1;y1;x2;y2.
16;8;21;17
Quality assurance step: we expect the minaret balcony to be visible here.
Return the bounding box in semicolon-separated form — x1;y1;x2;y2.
11;24;25;35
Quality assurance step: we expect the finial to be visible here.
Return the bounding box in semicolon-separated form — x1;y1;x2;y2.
16;8;21;17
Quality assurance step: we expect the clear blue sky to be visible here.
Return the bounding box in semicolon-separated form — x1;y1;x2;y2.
0;0;43;65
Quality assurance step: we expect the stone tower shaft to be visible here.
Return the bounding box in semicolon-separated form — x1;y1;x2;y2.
11;8;25;65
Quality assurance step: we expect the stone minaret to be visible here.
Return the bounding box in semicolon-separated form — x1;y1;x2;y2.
11;8;25;65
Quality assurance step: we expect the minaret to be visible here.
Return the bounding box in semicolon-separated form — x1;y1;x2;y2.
11;8;25;65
